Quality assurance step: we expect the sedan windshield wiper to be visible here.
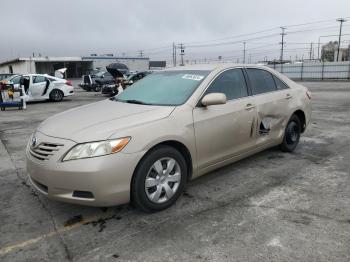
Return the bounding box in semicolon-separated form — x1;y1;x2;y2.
117;99;151;105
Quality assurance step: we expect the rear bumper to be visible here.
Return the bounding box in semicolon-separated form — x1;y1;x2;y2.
25;132;144;207
63;86;74;97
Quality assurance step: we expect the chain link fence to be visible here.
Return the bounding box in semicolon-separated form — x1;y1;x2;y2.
267;61;350;80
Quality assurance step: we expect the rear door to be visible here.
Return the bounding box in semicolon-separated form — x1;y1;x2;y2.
193;68;257;169
29;75;47;98
245;68;292;146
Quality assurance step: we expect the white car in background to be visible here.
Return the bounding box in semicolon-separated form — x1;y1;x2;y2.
7;74;74;102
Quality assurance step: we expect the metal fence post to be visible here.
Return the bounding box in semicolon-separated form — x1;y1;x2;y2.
300;62;304;80
321;61;325;80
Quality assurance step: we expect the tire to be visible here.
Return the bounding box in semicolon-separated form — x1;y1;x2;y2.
93;85;101;92
49;89;64;102
280;114;301;152
131;145;187;212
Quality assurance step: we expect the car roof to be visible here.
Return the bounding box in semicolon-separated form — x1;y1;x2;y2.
164;63;269;71
23;74;65;81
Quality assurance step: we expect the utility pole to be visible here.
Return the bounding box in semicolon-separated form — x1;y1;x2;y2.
309;42;313;60
172;43;175;67
279;27;287;63
179;43;185;66
317;36;321;61
336;18;347;62
243;42;246;64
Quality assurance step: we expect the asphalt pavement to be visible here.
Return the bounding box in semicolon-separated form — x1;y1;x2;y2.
0;81;349;261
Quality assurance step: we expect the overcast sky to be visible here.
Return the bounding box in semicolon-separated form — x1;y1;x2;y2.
1;0;350;63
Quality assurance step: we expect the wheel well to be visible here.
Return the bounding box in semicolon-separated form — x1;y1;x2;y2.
50;89;63;95
293;110;306;133
141;140;193;181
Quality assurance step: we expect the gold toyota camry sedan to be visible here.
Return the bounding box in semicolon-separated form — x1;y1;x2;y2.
26;64;311;212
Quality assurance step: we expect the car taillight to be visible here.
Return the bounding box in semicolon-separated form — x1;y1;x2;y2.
66;80;72;86
306;89;311;99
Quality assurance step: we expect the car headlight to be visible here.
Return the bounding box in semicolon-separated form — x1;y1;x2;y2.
62;137;130;161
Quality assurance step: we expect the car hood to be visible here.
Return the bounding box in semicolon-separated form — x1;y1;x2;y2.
37;99;175;143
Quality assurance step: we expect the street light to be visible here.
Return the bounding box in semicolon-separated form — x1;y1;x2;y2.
336;18;347;61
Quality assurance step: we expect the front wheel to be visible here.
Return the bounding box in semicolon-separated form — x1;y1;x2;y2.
131;146;187;212
49;89;64;102
280;114;301;152
93;85;101;92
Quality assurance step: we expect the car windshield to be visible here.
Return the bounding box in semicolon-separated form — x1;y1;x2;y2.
126;74;136;81
95;71;106;77
7;75;17;81
115;70;210;106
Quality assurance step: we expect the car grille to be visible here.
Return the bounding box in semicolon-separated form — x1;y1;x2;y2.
29;142;63;161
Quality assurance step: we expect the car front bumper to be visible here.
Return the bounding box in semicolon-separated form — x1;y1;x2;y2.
26;132;143;207
101;86;116;95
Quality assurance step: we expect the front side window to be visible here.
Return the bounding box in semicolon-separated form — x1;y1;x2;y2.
246;68;276;95
116;70;210;106
204;69;248;100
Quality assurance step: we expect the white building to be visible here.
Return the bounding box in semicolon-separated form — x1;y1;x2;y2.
0;55;150;78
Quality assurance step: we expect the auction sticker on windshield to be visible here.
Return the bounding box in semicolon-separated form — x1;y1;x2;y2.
182;74;204;81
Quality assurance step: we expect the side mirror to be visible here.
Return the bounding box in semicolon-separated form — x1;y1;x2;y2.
201;93;227;107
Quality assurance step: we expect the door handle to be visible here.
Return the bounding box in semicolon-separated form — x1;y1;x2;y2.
245;103;255;110
285;93;292;99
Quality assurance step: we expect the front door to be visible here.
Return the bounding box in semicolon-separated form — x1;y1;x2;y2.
193;68;257;170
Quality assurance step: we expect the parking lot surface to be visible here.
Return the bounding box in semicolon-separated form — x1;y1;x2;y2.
0;81;349;261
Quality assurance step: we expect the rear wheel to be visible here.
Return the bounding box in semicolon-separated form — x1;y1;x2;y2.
49;89;64;102
280;115;301;152
131;146;187;212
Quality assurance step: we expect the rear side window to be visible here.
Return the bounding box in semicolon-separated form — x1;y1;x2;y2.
204;69;248;100
33;75;46;83
246;69;276;95
273;75;289;90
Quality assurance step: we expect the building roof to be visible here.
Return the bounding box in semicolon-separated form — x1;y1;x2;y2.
0;55;150;67
82;56;149;60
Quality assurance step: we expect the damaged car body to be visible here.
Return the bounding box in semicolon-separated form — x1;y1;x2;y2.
26;64;311;212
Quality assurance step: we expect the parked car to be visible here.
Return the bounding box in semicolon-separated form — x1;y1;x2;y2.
80;71;115;92
0;73;16;81
26;64;311;212
0;74;20;89
124;71;149;87
8;74;74;102
101;71;149;96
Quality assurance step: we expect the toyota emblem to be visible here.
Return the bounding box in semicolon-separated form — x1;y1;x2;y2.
31;136;37;147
